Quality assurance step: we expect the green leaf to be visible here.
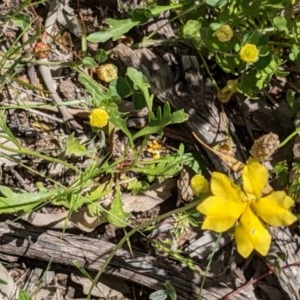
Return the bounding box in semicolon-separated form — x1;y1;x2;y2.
87;18;140;43
106;103;133;146
238;70;259;99
12;13;30;29
106;190;130;228
133;103;188;140
149;4;182;16
165;281;177;300
289;44;299;61
94;49;108;63
65;133;87;157
0;186;54;213
78;73;106;104
114;77;134;98
82;57;97;67
149;290;168;300
18;289;31;300
182;20;201;39
205;0;228;7
126;67;152;111
273;16;288;34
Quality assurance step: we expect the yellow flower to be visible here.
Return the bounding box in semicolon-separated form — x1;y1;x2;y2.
239;44;259;63
190;174;209;195
215;24;233;42
96;64;118;83
197;159;297;258
89;108;109;128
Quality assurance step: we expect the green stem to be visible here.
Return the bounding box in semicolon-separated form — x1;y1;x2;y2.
87;199;201;299
0;143;79;172
279;127;300;148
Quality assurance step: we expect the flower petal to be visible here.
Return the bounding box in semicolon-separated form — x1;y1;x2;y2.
197;196;247;232
211;172;243;202
252;191;297;226
243;159;268;198
235;206;271;258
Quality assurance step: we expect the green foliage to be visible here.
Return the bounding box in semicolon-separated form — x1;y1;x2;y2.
176;0;300;98
0;186;54;213
133;102;188;140
65;134;88;157
18;289;31;300
106;186;130;227
149;281;177;300
86;4;182;43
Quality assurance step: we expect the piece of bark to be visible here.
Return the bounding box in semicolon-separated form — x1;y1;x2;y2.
0;221;299;299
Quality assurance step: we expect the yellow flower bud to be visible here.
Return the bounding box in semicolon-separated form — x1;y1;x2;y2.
217;79;238;103
190;174;209;195
239;43;259;63
215;24;233;42
96;64;118;83
89;108;109;128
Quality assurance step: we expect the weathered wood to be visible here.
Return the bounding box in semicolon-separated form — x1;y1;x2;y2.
112;43;247;172
0;221;258;300
0;222;299;299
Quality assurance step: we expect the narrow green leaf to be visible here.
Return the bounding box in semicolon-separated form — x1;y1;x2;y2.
87;19;140;43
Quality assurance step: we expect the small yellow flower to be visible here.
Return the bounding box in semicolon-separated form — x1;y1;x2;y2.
239;44;259;63
215;24;233;42
190;174;209;195
96;64;118;83
89;108;109;128
147;140;163;160
197;159;297;258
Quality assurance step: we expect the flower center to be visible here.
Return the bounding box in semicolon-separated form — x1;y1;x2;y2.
244;192;257;203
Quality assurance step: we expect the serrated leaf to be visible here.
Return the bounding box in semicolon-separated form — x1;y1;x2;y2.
106;192;130;228
0;186;54;213
65;134;87;157
133;103;188;140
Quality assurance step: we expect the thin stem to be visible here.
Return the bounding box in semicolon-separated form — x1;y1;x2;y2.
87;199;201;299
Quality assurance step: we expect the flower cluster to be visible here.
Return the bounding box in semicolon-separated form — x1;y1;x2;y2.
239;44;259;63
89;108;109;128
190;174;209;195
96;64;118;83
197;159;297;258
215;24;233;42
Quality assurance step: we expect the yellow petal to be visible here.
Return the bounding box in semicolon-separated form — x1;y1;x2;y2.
210;172;243;203
252;191;297;226
197;196;247;232
235;206;271;258
243;159;268;198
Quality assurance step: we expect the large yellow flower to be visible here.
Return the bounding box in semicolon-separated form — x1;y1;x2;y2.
197;159;297;258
